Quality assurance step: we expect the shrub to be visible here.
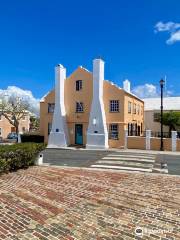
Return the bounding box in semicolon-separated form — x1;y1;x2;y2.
21;134;44;143
0;143;46;174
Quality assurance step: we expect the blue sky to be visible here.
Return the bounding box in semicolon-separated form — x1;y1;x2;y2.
0;0;180;101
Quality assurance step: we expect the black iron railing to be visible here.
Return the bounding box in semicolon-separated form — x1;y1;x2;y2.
151;132;171;138
177;132;180;139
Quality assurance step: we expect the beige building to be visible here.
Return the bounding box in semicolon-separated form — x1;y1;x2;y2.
40;58;144;149
144;97;180;133
0;114;30;139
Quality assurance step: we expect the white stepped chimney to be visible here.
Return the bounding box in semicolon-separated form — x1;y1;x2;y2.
86;58;109;149
123;79;131;93
48;64;69;148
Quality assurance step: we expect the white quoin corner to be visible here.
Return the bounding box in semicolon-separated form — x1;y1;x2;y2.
86;58;109;149
48;64;69;148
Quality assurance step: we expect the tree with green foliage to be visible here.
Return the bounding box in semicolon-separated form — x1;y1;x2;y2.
157;111;180;135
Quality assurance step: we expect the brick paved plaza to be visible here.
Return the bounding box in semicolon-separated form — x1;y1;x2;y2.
0;166;179;240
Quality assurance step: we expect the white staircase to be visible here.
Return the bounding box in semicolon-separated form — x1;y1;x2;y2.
91;152;156;173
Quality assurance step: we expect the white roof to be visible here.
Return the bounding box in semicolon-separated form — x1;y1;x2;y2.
143;97;180;111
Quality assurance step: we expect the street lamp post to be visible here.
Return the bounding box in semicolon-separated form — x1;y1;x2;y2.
160;79;165;151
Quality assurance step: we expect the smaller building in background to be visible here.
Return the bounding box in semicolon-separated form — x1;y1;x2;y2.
144;97;180;133
0;113;30;139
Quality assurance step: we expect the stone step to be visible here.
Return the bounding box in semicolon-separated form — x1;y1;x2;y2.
96;160;153;168
102;157;155;163
152;168;168;174
91;165;152;172
110;152;157;157
107;154;155;159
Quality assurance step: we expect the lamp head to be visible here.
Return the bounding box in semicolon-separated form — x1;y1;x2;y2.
160;79;165;86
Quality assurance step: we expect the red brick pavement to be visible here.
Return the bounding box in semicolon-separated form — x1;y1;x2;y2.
0;166;179;239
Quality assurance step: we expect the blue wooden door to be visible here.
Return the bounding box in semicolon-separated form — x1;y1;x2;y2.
75;124;83;145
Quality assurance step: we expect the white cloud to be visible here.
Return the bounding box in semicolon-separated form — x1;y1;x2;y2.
0;86;39;115
166;30;180;45
132;83;173;99
132;84;159;98
155;21;180;32
154;21;180;44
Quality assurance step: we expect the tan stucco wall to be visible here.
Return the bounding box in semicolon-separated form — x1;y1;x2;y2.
0;115;30;139
176;139;180;151
150;138;171;151
124;95;144;132
164;138;172;151
127;137;172;151
127;136;146;150
40;67;144;148
40;90;55;143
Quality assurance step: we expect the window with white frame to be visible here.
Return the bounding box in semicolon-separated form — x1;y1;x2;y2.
110;100;119;112
48;103;55;113
128;101;132;113
76;80;82;91
133;104;136;114
76;102;83;112
109;124;119;140
0;128;2;136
